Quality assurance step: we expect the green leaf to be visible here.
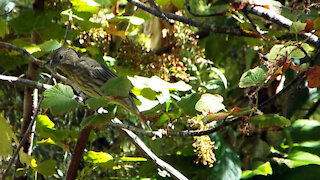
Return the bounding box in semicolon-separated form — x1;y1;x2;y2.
239;65;267;88
0;113;18;158
84;151;113;164
69;0;99;13
195;94;225;115
250;114;290;128
290;21;306;33
0;17;9;38
285;151;320;168
102;76;132;97
177;93;201;116
36;115;55;129
80;113;114;128
241;161;272;179
40;40;60;52
34;160;56;177
86;97;110;111
42;84;79;115
155;0;170;6
172;0;185;8
140;88;157;100
210;147;242;180
120;157;147;162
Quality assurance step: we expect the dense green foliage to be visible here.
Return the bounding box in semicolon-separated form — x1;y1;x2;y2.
2;0;320;179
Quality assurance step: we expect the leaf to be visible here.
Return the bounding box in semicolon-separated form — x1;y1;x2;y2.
42;84;79;115
155;0;170;6
0;17;9;38
195;94;225;115
19;150;34;166
120;157;147;162
34;159;56;177
239;65;267;88
69;0;99;13
241;161;272;179
286;151;320;168
128;76;192;92
0;114;19;158
80;113;114;128
177;93;201;116
210;148;242;180
305;65;320;88
290;21;306;33
39;40;60;52
36;115;55;129
102;76;132;97
84;151;113;164
86;97;110;111
115;16;145;25
304;19;314;33
250;114;290;128
140;88;157;100
172;0;185;8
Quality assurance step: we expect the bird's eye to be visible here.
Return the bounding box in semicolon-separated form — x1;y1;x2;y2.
59;55;63;59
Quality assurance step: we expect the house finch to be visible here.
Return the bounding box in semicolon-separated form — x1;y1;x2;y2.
50;46;144;120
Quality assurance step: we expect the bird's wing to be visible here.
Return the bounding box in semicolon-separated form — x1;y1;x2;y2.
79;56;117;81
79;56;137;98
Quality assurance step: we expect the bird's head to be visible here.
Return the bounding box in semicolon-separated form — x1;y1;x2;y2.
50;46;80;67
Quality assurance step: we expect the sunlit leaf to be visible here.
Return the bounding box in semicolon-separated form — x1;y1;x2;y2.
195;94;225;115
0;114;18;158
239;65;267;88
286;151;320;168
241;161;272;179
290;21;306;33
84;151;113;164
120;157;147;162
42;84;79;115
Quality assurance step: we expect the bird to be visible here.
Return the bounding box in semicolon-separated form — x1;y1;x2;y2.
50;46;146;121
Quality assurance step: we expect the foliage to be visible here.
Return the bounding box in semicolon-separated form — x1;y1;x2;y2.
1;0;320;179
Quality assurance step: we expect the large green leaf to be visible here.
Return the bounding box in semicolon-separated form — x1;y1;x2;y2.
250;114;290;128
239;65;267;88
86;97;110;111
42;84;79;115
0;114;18;158
276;151;320;168
102;76;132;97
34;160;56;177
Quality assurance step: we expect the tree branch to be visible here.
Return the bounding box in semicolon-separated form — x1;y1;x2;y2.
0;74;52;90
127;0;259;37
111;118;188;180
246;5;320;48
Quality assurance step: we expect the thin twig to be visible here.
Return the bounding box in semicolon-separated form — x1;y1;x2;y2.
108;117;241;137
63;9;73;46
